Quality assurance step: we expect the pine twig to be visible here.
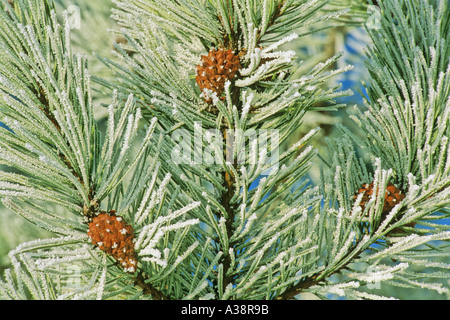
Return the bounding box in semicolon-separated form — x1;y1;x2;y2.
134;272;170;300
278;246;366;299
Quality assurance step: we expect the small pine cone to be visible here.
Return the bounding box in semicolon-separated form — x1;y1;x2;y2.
195;48;241;103
383;183;406;215
88;212;137;273
354;182;373;213
353;182;406;217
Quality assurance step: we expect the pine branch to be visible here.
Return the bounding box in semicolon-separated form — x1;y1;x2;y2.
0;0;203;299
102;0;355;300
219;130;237;291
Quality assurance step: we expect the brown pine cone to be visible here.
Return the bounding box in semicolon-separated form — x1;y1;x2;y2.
88;212;137;273
353;182;414;234
195;48;241;103
354;182;406;218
